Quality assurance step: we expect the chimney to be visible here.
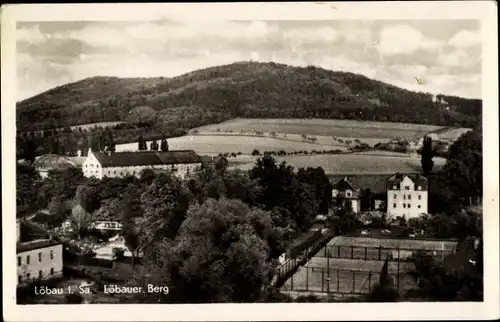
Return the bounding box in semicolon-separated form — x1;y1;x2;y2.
344;176;348;181
88;148;93;156
77;150;82;157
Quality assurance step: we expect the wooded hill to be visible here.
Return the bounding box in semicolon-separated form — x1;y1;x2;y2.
17;61;481;133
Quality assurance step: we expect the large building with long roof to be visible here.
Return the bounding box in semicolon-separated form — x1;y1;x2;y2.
82;149;202;179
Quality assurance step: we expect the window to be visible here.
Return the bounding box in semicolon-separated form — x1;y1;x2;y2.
418;195;421;200
392;185;397;190
393;194;397;199
38;270;43;279
403;204;406;208
393;203;396;208
403;195;406;200
418;205;421;209
408;204;411;208
113;170;116;174
404;186;410;190
50;268;54;275
18;276;22;283
50;250;54;260
38;252;42;262
417;186;422;190
26;255;30;265
17;256;21;267
408;195;412;200
27;273;31;279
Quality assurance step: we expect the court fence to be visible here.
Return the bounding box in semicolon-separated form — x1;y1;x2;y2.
316;245;455;262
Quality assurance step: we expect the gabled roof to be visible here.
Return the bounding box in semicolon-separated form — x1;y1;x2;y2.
32;154;77;170
333;176;360;191
92;150;201;167
387;173;428;190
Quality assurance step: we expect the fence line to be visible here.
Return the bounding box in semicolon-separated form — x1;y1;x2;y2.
315;245;454;262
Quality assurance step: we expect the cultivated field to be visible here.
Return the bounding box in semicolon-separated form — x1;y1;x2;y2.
227;154;446;175
116;135;345;154
191;118;445;139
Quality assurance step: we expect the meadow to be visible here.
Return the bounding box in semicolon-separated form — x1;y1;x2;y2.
191;118;445;139
227;154;446;175
116;135;346;154
116;135;446;175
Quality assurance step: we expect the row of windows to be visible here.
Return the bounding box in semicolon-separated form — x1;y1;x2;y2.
18;268;55;283
18;250;54;266
392;185;423;191
393;194;422;200
393;203;422;209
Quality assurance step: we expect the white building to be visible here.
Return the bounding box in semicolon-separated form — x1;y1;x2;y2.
386;173;428;219
17;239;63;287
82;149;202;179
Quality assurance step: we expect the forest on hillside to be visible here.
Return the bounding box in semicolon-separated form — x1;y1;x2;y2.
16;62;482;158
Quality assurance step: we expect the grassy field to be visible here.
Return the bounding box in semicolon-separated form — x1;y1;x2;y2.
116;135;344;154
116;136;446;175
192;118;444;139
227;154;446;175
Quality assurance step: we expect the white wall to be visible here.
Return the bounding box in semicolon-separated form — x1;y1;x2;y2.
387;176;428;219
17;244;63;286
82;151;103;179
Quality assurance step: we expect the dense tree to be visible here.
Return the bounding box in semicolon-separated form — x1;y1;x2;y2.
421;136;434;174
76;183;101;214
138;135;147;151
160;138;169;152
441;130;482;206
47;197;72;229
135;198;275;303
16;163;42;215
138;173;193;250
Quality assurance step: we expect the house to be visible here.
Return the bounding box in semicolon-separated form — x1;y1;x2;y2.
200;155;229;171
332;176;361;213
386;173;428;219
82;149;202;179
17;239;63;287
31;154;79;178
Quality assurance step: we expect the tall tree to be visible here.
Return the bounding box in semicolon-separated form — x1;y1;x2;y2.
160;138;169;152
138;135;146;151
421;136;434;174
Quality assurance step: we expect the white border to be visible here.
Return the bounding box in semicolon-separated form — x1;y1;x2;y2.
2;2;499;321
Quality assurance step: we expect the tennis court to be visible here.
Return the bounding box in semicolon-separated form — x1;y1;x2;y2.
281;257;417;295
327;236;458;251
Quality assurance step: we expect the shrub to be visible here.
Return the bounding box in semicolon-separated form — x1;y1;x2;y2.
251;149;261;156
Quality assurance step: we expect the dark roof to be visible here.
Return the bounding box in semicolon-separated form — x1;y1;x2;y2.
92;150;201;167
333;177;360;191
17;239;61;253
328;174;388;194
387;173;428;190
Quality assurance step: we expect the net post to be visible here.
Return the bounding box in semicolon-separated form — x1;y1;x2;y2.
368;271;372;292
379;246;382;260
321;268;325;293
365;247;367;261
352;270;356;293
337;269;340;292
306;266;309;291
397;248;400;296
351;246;354;259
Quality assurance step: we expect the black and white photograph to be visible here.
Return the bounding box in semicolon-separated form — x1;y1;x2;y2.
2;2;498;321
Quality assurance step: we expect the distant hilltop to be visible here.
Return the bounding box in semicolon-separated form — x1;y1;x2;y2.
16;61;482;132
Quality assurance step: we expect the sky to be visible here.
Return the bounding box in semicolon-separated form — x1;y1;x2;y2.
16;19;482;101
